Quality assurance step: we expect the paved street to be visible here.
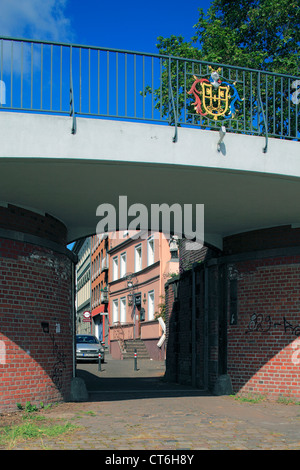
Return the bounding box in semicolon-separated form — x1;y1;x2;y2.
8;355;300;451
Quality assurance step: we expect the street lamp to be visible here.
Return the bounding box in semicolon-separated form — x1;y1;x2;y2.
124;273;139;338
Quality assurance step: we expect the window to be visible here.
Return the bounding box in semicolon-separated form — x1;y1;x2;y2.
112;299;119;323
100;250;103;271
113;256;118;281
148;291;155;321
134;244;142;272
147;236;154;266
120;252;127;278
101;254;108;271
120;297;126;324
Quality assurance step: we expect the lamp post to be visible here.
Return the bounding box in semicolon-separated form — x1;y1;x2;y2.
127;292;134;306
124;273;138;339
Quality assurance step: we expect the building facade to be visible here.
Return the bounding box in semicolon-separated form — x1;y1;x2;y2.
74;238;92;335
91;233;110;349
0;205;75;412
165;230;300;401
108;231;178;360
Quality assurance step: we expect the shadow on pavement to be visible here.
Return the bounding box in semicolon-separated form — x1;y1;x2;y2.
76;357;209;402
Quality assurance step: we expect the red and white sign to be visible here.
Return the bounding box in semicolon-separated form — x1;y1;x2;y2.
82;311;91;322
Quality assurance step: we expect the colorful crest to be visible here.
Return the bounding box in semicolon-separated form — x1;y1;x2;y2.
188;67;243;120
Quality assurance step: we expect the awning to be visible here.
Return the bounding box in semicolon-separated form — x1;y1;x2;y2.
92;304;109;317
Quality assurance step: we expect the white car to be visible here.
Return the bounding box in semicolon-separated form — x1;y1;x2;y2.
76;334;105;363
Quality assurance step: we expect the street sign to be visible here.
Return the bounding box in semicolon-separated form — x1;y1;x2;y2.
157;317;166;348
83;311;91;322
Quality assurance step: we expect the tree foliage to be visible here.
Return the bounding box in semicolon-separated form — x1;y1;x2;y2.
149;0;299;138
157;0;299;74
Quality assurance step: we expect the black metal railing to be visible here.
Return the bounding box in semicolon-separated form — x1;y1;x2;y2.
0;36;299;148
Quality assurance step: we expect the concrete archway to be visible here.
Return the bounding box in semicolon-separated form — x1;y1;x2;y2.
0;112;300;410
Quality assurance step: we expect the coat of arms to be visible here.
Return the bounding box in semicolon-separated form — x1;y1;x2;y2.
188;67;243;120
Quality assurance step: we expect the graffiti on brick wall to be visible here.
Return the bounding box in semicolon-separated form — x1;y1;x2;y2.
245;313;300;336
49;333;66;391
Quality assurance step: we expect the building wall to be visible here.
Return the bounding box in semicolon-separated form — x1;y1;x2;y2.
165;228;300;400
224;226;300;400
75;238;91;335
0;205;75;412
91;234;109;348
108;231;178;360
227;256;300;398
165;263;220;390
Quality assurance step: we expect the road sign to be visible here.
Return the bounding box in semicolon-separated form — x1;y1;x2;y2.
157;317;166;347
83;311;91;322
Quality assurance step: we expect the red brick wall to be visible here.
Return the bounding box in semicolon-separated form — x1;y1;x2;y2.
169;229;300;400
178;239;220;273
165;277;180;383
223;225;300;255
165;266;219;391
0;208;74;413
0;204;67;244
227;255;300;399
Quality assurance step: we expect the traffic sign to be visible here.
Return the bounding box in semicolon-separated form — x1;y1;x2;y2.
82;311;91;322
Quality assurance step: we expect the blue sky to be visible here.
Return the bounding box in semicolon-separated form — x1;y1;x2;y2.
0;0;211;53
0;0;212;250
66;0;211;53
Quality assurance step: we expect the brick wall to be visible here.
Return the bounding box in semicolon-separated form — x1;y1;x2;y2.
227;255;300;399
166;228;300;400
223;225;300;255
0;207;74;413
165;276;178;382
178;239;220;273
0;204;67;245
165;263;220;392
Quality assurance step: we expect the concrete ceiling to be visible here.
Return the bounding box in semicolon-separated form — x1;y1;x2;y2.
0;113;299;249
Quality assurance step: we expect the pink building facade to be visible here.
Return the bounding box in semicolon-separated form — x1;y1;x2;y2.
108;231;178;360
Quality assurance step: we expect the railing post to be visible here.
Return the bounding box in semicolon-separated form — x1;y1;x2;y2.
168;57;178;143
69;45;77;135
257;71;268;153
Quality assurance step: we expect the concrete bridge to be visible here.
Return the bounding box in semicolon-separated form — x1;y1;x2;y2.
0;36;299;411
0;112;300;248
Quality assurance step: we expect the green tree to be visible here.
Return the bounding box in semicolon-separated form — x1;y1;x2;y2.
157;0;299;74
148;0;300;138
193;0;299;74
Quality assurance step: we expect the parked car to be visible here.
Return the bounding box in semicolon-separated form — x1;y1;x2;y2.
76;334;105;363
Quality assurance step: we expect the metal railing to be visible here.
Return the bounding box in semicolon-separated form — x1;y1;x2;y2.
0;36;299;149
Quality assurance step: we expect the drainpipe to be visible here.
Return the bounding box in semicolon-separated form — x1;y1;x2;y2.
133;296;136;340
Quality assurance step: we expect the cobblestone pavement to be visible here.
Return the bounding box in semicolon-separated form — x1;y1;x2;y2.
7;356;300;451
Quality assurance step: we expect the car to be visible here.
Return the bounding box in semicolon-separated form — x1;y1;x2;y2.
76;334;105;363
